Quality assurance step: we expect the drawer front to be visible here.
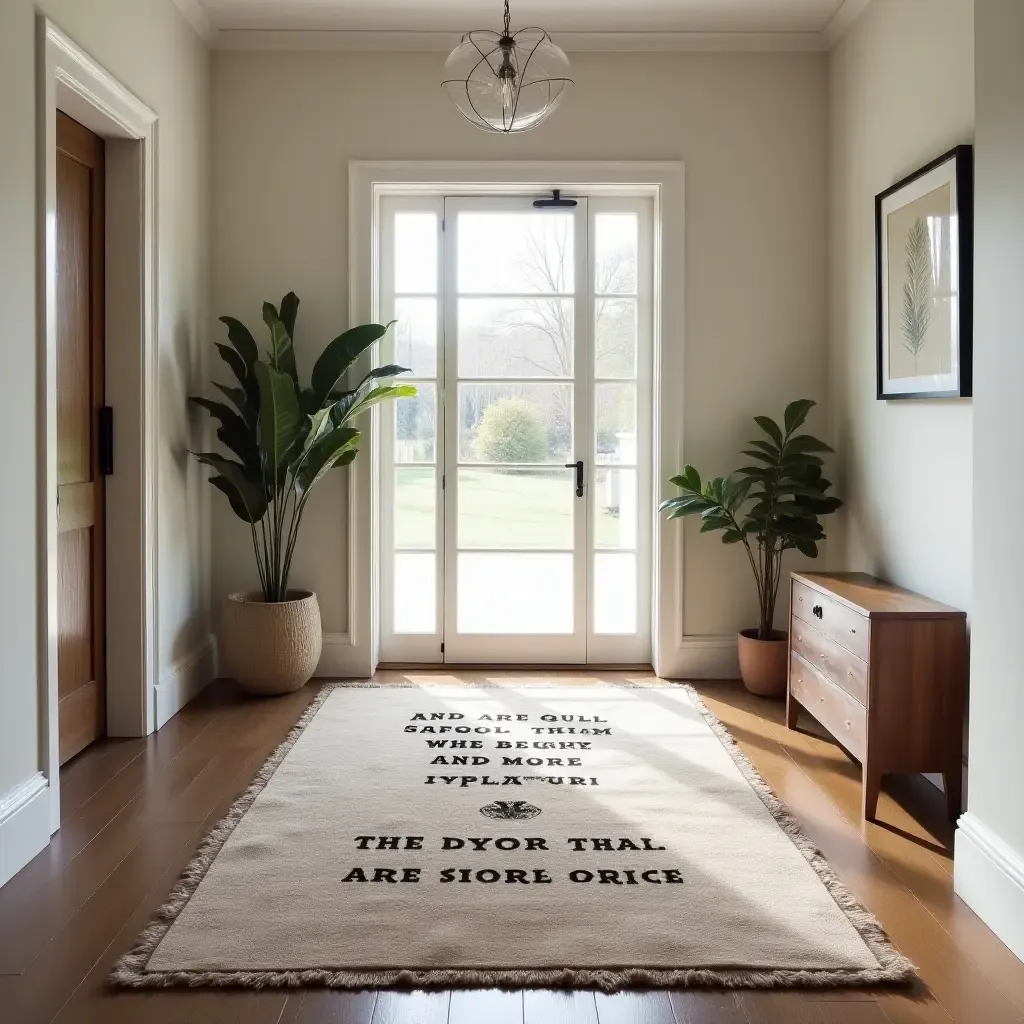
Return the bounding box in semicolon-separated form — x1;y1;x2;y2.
792;581;870;661
790;617;868;706
790;652;867;763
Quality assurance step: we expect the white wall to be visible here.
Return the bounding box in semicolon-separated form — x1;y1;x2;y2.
954;0;1024;965
0;0;209;836
210;50;829;644
828;0;974;615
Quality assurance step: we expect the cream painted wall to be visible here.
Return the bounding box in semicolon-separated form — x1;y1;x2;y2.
210;50;829;642
828;0;974;614
0;0;210;796
953;0;1024;963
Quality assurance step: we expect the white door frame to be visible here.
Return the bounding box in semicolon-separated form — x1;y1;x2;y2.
348;161;685;678
38;18;159;831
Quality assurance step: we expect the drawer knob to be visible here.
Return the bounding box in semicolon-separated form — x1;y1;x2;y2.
812;605;824;619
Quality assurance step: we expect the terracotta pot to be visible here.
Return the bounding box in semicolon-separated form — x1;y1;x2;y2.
736;628;788;698
220;590;322;695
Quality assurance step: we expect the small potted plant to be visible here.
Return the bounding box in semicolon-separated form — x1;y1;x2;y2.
660;399;842;697
191;292;414;695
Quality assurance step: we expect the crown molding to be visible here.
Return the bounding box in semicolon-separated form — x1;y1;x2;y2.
825;0;875;44
176;0;874;53
171;0;217;43
214;28;829;53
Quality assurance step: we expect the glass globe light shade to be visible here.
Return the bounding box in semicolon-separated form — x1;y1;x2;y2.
442;28;573;134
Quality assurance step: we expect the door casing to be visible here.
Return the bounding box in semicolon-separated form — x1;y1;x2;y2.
39;18;160;832
374;181;655;667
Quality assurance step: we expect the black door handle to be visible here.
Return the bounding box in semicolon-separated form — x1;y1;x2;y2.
99;406;114;476
565;460;584;497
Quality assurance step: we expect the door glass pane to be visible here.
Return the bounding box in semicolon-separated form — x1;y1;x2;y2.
594;553;637;634
595;298;636;378
595;382;636;464
394;297;437;377
396;383;436;462
457;468;573;549
458;298;574;378
459;383;572;463
458;213;574;294
595;213;637;295
394;552;435;633
395;467;434;549
395;213;437;294
458;553;573;633
594;468;637;549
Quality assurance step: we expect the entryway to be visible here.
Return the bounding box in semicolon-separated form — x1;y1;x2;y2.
377;191;653;665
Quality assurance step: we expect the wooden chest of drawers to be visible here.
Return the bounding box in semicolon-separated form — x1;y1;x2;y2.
786;572;967;822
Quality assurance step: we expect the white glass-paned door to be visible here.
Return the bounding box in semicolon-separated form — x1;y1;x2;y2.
378;193;652;665
443;198;588;662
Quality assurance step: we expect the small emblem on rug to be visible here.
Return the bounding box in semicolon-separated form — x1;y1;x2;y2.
480;800;541;820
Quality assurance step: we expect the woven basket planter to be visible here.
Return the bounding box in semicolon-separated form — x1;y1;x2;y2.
220;590;322;695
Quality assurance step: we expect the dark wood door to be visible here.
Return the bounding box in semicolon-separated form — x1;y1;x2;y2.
56;112;106;764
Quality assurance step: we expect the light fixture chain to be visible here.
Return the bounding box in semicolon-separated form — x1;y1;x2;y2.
503;0;511;37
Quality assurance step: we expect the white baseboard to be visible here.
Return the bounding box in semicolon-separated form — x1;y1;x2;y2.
0;772;50;889
955;812;1024;964
657;634;740;680
153;633;217;730
314;632;371;678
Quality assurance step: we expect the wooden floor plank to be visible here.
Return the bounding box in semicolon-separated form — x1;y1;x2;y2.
697;688;1023;1024
668;990;750;1023
524;989;598;1024
9;821;201;1024
0;672;1019;1024
370;990;450;1024
0;686;307;975
292;990;378;1024
449;988;523;1024
737;992;825;1024
594;991;676;1024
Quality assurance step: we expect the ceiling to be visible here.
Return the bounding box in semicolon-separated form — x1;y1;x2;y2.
175;0;872;49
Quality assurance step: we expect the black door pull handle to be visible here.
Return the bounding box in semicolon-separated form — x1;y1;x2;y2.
565;460;584;497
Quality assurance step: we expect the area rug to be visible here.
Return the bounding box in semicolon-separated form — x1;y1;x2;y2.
111;682;914;991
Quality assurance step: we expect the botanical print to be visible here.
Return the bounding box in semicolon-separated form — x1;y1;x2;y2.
886;183;953;379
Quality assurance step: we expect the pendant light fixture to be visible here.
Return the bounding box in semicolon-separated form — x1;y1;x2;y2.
441;0;573;134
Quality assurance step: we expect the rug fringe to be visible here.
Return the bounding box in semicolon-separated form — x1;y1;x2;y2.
109;680;916;992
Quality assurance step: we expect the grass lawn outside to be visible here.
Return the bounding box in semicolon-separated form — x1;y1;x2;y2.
395;466;632;549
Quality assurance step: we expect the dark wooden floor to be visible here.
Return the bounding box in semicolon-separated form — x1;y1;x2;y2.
2;671;1023;1024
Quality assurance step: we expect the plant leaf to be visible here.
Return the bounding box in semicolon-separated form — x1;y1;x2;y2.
784;399;815;435
215;343;247;385
263;310;299;383
190;397;259;469
254;362;301;468
784;434;834;455
191;453;267;523
212;382;256;428
310;322;395;408
219;316;259;367
294;427;360;497
279;291;299;341
331;384;417;427
754;416;784;447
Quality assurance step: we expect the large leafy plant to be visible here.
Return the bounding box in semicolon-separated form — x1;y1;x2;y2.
660;399;842;641
191;292;414;602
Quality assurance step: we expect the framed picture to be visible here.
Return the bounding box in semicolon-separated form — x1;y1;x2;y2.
876;145;973;399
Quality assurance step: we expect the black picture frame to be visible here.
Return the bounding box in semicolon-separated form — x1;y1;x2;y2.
875;145;973;400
